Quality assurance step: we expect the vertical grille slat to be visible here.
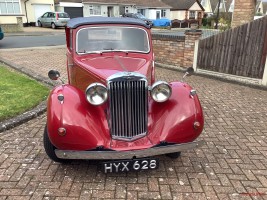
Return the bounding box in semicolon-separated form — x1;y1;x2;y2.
109;77;148;140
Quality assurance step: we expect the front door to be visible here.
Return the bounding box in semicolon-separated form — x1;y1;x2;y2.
156;11;160;19
108;6;114;17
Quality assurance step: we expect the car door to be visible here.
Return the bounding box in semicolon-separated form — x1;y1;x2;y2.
46;12;53;27
41;12;49;26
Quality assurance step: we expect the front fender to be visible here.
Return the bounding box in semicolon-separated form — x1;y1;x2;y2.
47;85;110;150
148;82;204;144
47;82;204;151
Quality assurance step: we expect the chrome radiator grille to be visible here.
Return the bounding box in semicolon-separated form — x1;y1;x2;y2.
108;75;148;140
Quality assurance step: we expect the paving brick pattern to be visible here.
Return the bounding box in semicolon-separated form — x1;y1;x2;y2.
1;47;267;199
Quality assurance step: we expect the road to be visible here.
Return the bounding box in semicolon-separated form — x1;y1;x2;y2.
0;35;66;49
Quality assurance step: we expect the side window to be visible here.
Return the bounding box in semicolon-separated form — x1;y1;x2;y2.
43;13;48;18
47;13;52;18
53;13;56;18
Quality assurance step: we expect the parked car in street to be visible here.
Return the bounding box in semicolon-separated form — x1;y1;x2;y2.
0;25;4;40
122;13;153;27
44;17;204;173
37;12;70;29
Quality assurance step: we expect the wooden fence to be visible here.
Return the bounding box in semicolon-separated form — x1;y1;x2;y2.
197;16;267;79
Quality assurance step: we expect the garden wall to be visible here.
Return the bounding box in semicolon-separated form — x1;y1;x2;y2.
152;30;202;68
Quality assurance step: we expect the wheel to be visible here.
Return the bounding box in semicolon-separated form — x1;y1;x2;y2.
51;23;56;29
166;152;181;159
43;125;68;163
37;21;42;27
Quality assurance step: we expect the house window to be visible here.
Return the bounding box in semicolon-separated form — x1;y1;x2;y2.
137;9;145;15
0;0;21;14
89;5;101;16
189;11;195;19
161;9;166;18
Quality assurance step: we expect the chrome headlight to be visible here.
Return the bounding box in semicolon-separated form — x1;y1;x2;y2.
85;83;108;105
151;81;172;102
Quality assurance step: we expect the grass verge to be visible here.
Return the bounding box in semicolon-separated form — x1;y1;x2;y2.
0;65;49;121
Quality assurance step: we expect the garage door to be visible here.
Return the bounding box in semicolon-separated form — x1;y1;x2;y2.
34;4;52;26
64;7;83;19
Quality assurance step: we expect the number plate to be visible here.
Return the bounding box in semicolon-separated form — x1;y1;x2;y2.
102;158;159;173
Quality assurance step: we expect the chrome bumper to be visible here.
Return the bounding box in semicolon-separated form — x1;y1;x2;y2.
55;140;205;160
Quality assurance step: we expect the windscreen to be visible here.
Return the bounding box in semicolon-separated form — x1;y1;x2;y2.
58;13;69;18
77;27;150;54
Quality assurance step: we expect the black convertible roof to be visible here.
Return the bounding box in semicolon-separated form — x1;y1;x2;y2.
67;17;150;29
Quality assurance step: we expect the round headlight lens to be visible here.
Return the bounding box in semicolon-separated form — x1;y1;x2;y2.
85;83;108;105
151;81;172;102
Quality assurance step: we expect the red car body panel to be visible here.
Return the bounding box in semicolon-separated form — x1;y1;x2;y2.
47;82;203;151
46;17;204;156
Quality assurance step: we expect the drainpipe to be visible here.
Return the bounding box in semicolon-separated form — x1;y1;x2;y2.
24;0;30;26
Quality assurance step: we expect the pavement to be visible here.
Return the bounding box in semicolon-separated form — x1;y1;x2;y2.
5;27;65;37
0;39;267;199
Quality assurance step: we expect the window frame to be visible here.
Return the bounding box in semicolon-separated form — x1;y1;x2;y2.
89;5;101;16
76;26;151;55
161;9;166;18
189;11;196;19
0;0;21;15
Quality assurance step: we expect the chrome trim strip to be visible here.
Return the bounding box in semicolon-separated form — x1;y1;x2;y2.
107;72;147;82
76;26;150;55
55;140;205;160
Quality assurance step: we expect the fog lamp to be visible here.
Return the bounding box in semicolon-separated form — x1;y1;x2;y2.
85;83;108;105
151;81;172;102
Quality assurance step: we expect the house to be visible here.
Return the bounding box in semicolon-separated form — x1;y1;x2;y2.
200;0;213;16
256;0;267;15
201;0;234;15
210;0;227;14
161;0;205;21
0;0;54;32
55;0;171;20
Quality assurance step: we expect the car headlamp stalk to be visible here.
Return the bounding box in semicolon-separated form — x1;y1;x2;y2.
85;83;108;105
151;81;172;102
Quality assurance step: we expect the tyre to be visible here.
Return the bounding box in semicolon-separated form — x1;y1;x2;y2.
166;152;181;159
43;126;68;163
51;23;56;29
38;21;42;27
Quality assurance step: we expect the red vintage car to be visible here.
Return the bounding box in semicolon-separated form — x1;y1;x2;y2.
44;17;204;173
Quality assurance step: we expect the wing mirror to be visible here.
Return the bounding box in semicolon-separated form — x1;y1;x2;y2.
186;67;194;76
48;70;60;80
182;67;194;80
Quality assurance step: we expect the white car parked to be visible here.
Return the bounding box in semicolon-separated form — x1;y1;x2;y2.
37;12;70;29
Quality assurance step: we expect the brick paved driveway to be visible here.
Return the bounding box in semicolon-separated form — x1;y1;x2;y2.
0;47;267;199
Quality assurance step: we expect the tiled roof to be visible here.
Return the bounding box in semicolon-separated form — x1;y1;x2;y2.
81;0;171;8
161;0;204;10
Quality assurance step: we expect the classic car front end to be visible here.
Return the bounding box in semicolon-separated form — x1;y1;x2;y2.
44;17;204;173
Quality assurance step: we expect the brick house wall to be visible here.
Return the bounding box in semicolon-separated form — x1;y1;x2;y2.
231;0;256;28
152;30;202;68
